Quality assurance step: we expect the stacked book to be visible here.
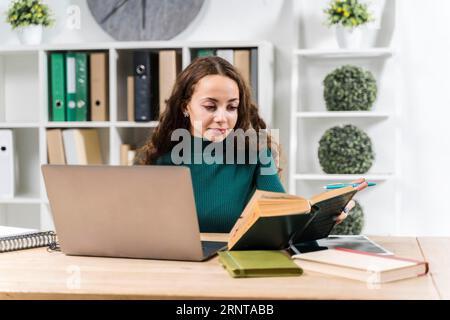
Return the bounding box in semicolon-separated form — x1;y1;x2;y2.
46;129;103;165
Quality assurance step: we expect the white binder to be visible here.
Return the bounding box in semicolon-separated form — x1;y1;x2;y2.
0;130;15;198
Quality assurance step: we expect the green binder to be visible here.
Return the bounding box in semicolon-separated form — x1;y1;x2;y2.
218;250;303;278
195;49;215;58
75;53;89;121
65;52;77;122
49;53;66;121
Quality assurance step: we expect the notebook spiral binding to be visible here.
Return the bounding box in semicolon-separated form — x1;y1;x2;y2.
0;231;57;253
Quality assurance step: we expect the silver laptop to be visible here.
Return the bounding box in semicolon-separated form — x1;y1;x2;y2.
41;165;227;261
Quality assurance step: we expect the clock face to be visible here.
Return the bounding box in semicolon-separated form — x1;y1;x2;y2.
87;0;205;41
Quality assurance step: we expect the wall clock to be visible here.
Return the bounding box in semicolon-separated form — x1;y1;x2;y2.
86;0;205;41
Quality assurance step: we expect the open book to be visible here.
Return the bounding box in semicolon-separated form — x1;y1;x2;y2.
228;186;357;250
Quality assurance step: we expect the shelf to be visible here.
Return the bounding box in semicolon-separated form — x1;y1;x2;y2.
295;111;390;119
43;121;160;128
114;121;159;128
0;122;40;128
294;174;394;181
0;41;271;54
0;46;40;55
293;48;394;59
0;194;41;204
45;122;111;128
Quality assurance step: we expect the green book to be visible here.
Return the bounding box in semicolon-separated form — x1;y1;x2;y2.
75;52;89;121
218;250;303;278
65;52;77;122
49;53;66;121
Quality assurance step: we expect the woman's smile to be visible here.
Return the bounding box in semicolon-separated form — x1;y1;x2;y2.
208;128;227;135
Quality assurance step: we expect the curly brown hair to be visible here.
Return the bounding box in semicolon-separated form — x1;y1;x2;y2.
135;56;280;170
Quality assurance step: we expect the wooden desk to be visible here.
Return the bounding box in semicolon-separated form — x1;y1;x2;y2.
0;235;447;300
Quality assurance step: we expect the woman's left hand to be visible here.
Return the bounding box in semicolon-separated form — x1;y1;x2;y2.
335;178;369;225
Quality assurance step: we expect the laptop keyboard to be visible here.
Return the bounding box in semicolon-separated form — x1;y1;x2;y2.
201;240;227;258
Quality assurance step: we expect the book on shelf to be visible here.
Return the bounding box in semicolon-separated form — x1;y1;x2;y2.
90;52;109;121
65;52;77;122
292;248;429;284
62;129;103;165
234;49;251;88
127;75;135;122
49;52;66;121
0;130;15;198
227;186;357;251
159;50;181;116
218;250;303;278
133;51;159;122
195;48;216;58
75;52;89;121
46;129;66;165
0;226;56;253
120;144;136;166
216;49;234;64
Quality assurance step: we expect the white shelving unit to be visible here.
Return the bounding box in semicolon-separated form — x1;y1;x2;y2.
0;40;274;230
289;45;400;235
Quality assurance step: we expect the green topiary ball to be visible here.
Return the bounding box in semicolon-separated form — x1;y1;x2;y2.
331;200;364;235
318;124;374;174
323;65;377;111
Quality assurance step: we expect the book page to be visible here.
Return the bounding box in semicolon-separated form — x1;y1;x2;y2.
310;186;356;206
0;226;39;238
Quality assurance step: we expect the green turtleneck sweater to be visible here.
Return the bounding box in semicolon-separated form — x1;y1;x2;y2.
155;135;285;233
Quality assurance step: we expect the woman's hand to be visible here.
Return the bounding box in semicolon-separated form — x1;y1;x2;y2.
335;178;368;225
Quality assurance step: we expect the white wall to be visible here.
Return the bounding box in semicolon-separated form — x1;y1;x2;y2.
0;0;449;236
395;0;450;236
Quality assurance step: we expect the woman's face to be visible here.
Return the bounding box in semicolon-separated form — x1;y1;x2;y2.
186;75;239;142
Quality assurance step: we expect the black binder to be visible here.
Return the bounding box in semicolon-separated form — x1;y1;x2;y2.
133;51;159;122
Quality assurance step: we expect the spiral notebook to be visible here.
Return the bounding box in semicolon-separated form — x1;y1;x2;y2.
0;226;57;253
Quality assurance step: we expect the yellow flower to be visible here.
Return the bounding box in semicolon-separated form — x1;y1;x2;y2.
343;10;350;17
351;18;357;25
37;13;42;18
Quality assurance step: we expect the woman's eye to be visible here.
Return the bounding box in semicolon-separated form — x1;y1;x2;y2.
203;105;216;111
228;105;238;111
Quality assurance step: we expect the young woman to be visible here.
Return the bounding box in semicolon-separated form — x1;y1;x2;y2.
136;56;366;233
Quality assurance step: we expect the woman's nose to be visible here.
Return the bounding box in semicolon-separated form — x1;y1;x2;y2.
213;108;227;123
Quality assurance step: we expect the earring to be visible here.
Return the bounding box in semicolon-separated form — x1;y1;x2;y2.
183;111;189;118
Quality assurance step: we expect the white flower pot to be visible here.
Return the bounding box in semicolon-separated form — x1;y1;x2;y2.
16;25;43;45
335;26;362;49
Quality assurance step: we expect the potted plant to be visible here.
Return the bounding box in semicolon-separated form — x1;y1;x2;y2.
323;65;377;111
5;0;54;45
318;124;375;174
324;0;373;49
